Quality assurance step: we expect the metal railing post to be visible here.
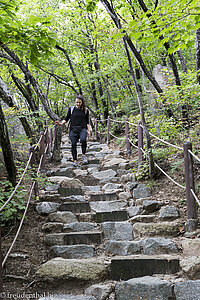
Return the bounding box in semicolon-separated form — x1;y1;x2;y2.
183;142;198;231
125;117;131;155
95;118;98;141
138;120;143;164
40;131;45;170
107;116;110;145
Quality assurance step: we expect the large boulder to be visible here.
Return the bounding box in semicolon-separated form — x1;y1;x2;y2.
36;258;108;282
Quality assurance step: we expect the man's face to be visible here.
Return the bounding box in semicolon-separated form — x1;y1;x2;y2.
75;98;82;108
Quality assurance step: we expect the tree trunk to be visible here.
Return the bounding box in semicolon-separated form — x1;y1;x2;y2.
0;40;59;121
0;101;17;186
51;125;62;162
177;50;188;74
123;38;155;178
0;76;37;144
196;28;200;84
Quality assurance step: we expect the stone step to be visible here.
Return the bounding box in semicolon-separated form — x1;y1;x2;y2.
59;202;91;213
89;193;118;202
50;244;95;259
110;255;180;280
58;187;83;196
76;175;100;186
95;210;128;223
63;231;102;245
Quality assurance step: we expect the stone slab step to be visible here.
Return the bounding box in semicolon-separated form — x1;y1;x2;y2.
58;187;83;196
50;244;95;259
59;202;91;213
89;193;118;202
95;211;128;223
63;231;102;245
76;175;100;186
110;255;180;280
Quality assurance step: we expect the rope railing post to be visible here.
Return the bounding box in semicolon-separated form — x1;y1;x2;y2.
45;126;50;155
107;116;110;145
183;142;198;231
0;224;2;297
138;120;143;165
125;117;131;155
40;131;45;171
50;128;53;151
95;118;98;141
29;146;38;198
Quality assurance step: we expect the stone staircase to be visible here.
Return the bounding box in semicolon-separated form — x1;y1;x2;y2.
33;136;200;300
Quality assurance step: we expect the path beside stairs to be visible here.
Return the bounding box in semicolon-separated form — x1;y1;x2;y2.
32;136;200;299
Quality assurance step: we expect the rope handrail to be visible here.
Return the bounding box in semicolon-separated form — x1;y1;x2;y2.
110;132;126;140
128;138;138;149
155;162;185;189
126;120;138;127
37;154;44;176
188;149;200;163
0;152;33;212
191;189;200;206
149;131;182;150
109;118;125;124
95;118;108;122
2;181;35;267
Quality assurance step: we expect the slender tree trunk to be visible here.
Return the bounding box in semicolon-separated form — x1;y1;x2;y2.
0;77;36;144
55;45;83;94
0;40;59;121
123;39;155;178
0;101;16;186
177;50;188;74
196;28;200;84
51;125;62;162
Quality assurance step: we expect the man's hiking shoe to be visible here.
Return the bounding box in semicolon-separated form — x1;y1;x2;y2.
73;161;78;167
82;156;88;164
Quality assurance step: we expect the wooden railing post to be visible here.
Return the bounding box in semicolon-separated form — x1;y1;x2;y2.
95;118;98;141
107;116;110;145
0;224;3;298
40;131;45;170
45;126;50;155
183;142;198;231
29;146;38;198
125;117;131;155
50;128;53;151
138;120;143;165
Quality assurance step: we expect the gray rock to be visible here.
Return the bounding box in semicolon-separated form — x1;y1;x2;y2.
44;233;65;246
48;212;78;223
127;206;143;217
102;183;122;193
44;184;59;191
102;222;133;241
174;280;200;300
141;238;179;255
129;215;156;223
133;222;180;237
39;295;97;300
36;258;108;282
85;283;113;300
105;240;141;255
93;169;117;182
60;177;84;188
53;168;74;177
181;238;200;255
159;205;180;220
115;276;172;300
82;186;101;194
42;222;63;233
103;158;127;168
118;192;132;201
119;162;134;170
133;184;151;199
64;195;87;202
36;202;60;215
63;222;95;232
90;201;127;213
143;200;162;213
125;182;138;193
50;245;95;259
120;173;135;183
180;257;200;279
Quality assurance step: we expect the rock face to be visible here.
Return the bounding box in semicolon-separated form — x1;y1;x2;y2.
180;257;200;279
141;238;179;255
115;276;172;300
159;205;179;220
36;202;60;215
174;280;200;300
102;222;133;241
36;258;108;282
